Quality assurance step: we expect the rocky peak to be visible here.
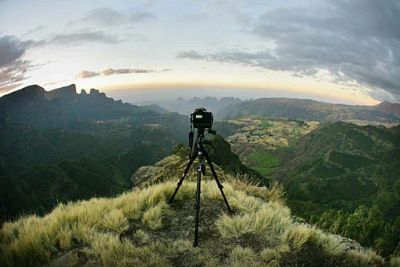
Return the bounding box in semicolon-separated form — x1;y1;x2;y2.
0;85;45;105
48;84;77;98
89;88;105;96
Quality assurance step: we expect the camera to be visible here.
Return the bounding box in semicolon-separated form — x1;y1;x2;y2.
191;108;213;129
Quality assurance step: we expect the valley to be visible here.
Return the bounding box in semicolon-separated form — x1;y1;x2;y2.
219;115;400;257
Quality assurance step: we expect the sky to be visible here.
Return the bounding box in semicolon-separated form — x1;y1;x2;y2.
0;0;399;105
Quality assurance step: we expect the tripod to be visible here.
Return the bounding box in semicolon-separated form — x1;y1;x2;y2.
169;128;232;247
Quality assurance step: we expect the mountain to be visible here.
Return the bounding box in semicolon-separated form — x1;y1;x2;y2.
217;98;400;124
0;153;388;267
376;101;400;117
216;116;400;256
0;84;142;129
267;122;400;256
139;96;242;115
0;84;189;221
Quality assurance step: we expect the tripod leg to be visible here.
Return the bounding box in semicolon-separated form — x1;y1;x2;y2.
169;153;197;204
193;162;203;247
204;152;233;213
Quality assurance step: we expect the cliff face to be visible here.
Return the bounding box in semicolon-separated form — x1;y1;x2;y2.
0;154;388;267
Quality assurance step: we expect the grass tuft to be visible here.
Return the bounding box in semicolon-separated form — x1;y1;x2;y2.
227;246;259;267
283;224;313;250
142;202;171;230
99;209;129;233
216;201;292;246
345;249;384;266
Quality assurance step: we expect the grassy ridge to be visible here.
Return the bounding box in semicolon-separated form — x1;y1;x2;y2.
0;169;390;266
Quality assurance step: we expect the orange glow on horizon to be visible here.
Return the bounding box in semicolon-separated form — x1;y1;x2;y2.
99;81;380;106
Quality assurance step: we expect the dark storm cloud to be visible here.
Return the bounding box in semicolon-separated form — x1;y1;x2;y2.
178;0;400;101
76;68;159;79
0;35;33;94
70;7;155;27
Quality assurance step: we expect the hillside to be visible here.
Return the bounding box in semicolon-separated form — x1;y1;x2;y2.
0;153;391;267
218;117;319;176
249;122;400;256
217;98;400;124
0;85;188;221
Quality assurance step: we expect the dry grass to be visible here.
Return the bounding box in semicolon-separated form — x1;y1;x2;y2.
0;173;385;267
389;256;400;267
227;246;259;267
311;229;347;256
346;249;384;266
142;202;171;230
216;201;292;246
283;224;314;250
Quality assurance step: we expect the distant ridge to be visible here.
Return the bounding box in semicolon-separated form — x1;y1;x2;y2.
0;84;145;129
376;101;400;117
217;97;400;123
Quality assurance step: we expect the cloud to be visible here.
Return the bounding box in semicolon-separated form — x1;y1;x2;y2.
76;67;160;79
0;60;32;94
177;50;209;60
21;25;47;38
0;35;26;66
45;30;121;46
101;68;154;75
70;7;155;27
0;35;33;94
178;0;400;102
76;70;99;79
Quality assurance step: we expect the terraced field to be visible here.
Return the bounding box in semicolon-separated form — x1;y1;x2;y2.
224;117;319;175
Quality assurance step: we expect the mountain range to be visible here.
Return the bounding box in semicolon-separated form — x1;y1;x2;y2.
217;98;400;123
136;96;242;115
0;85;260;222
0;85;189;221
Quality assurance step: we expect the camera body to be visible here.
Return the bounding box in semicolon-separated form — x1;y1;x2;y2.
191;108;213;129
